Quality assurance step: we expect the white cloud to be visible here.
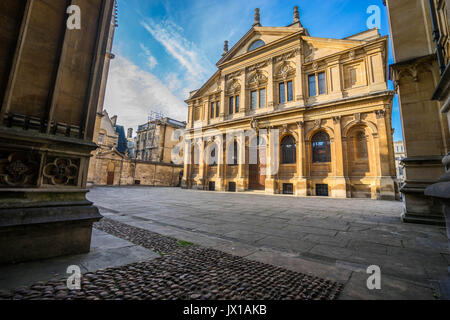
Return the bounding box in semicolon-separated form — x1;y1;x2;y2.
139;43;158;69
103;55;187;132
141;19;214;81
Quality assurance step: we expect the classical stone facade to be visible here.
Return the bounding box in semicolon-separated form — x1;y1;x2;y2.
0;0;115;263
183;7;399;200
385;0;450;225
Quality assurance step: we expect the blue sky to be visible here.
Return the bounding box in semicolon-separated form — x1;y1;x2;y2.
105;0;403;141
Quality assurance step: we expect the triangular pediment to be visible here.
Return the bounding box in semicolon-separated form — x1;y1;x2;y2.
188;71;221;101
302;36;366;63
99;149;126;160
218;26;305;66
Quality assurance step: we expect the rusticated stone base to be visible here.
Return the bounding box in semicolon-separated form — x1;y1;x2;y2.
0;190;103;265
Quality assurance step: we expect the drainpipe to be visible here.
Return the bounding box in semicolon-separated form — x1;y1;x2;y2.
429;0;446;75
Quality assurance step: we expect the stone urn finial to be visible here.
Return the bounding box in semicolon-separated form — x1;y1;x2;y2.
222;40;229;56
294;6;300;23
253;8;261;27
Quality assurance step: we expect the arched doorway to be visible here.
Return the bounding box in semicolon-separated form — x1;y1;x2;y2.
107;162;115;185
249;136;266;190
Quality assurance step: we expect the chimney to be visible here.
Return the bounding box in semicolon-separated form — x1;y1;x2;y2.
222;40;229;56
127;128;133;139
253;8;261;27
293;6;300;23
111;115;117;126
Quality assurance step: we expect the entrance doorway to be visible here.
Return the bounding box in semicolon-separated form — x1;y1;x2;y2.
249;136;266;190
107;162;115;185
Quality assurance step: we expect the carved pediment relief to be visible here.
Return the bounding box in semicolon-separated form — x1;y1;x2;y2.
226;79;241;94
275;61;296;80
247;70;268;87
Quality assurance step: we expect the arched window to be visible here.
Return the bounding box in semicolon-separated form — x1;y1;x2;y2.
248;40;265;52
312;132;331;163
281;135;296;164
210;147;217;166
353;131;368;160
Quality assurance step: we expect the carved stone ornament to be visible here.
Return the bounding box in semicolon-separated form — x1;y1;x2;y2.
226;79;241;94
375;110;386;119
314;119;323;129
226;70;242;81
247;71;268;86
296;121;305;129
247;61;268;72
251;118;260;130
276;62;295;80
0;152;40;187
43;158;79;186
354;113;362;123
274;49;299;63
333;116;341;124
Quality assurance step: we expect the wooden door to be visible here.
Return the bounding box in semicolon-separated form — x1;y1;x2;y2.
107;171;115;185
249;137;266;191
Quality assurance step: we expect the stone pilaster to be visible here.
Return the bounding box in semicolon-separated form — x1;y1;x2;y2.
294;121;308;196
330;116;347;198
265;127;278;194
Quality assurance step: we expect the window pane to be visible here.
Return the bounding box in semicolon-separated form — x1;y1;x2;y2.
279;83;286;103
318;72;326;95
312;132;331;163
211;102;215;118
281;135;296;164
287;81;293;101
216;102;220;117
235;95;240;113
229;97;234;115
251;91;258;110
309;75;316;97
259;89;266;108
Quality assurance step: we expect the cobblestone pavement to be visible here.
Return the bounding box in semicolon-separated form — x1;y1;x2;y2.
0;219;342;300
87;187;449;299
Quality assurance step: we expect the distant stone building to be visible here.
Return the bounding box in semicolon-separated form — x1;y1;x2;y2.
394;141;406;183
88;112;184;187
136;118;186;163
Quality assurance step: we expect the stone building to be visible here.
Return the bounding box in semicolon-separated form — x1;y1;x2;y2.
394;141;406;183
385;0;449;225
0;0;115;263
88;112;184;187
136;117;187;163
183;7;399;200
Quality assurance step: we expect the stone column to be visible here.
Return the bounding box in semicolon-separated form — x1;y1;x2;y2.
197;138;206;190
219;76;226;121
375;110;396;201
295;48;305;105
329;116;347;198
294;121;308;196
216;135;225;191
265;127;278;194
267;58;275;112
0;0;114;264
181;138;191;189
237;131;246;192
